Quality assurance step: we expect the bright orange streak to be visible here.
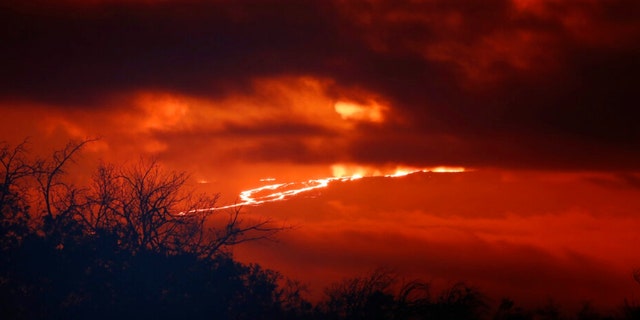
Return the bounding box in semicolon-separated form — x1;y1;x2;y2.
430;166;466;173
188;166;466;213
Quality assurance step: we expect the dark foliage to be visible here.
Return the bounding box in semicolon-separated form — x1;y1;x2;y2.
0;140;291;319
316;270;488;320
0;231;288;319
2;140;640;319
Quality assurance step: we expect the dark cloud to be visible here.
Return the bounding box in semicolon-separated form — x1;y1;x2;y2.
0;0;342;103
331;0;640;169
1;0;639;169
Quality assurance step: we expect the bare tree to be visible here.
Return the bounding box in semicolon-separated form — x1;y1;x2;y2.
3;138;284;256
31;139;96;239
0;140;33;247
84;159;282;258
1;140;32;205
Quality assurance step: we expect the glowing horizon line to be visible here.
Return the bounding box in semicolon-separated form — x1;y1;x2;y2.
186;166;466;213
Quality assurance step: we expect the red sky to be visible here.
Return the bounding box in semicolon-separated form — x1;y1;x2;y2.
1;0;639;309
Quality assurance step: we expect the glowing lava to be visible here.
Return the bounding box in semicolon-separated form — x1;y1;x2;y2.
208;166;466;211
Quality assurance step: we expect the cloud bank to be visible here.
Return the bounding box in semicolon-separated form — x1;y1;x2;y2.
2;0;639;170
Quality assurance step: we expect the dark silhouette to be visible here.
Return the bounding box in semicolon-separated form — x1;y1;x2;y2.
0;139;288;319
1;139;640;319
83;159;280;258
317;269;488;320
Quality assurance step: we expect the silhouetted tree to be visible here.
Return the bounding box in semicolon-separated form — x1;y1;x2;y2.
81;159;281;258
535;299;565;320
576;302;608;320
279;279;314;319
5;138;640;320
31;139;96;242
0;140;36;319
321;268;396;319
318;269;490;320
0;140;32;249
622;299;640;320
394;279;432;318
493;298;532;320
622;272;640;320
0;139;289;319
433;282;488;320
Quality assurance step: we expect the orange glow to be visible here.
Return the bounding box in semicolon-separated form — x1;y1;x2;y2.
430;166;466;173
134;93;190;131
191;164;466;211
334;100;386;123
332;163;466;178
128;76;396;138
234;169;640;306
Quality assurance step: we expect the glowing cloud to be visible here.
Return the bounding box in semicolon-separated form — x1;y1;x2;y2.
134;93;190;131
334;100;386;123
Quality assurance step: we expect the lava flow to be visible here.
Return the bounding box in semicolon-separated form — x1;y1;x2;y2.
206;166;465;211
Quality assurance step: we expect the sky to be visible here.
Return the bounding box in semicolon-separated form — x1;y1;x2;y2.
1;0;640;309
